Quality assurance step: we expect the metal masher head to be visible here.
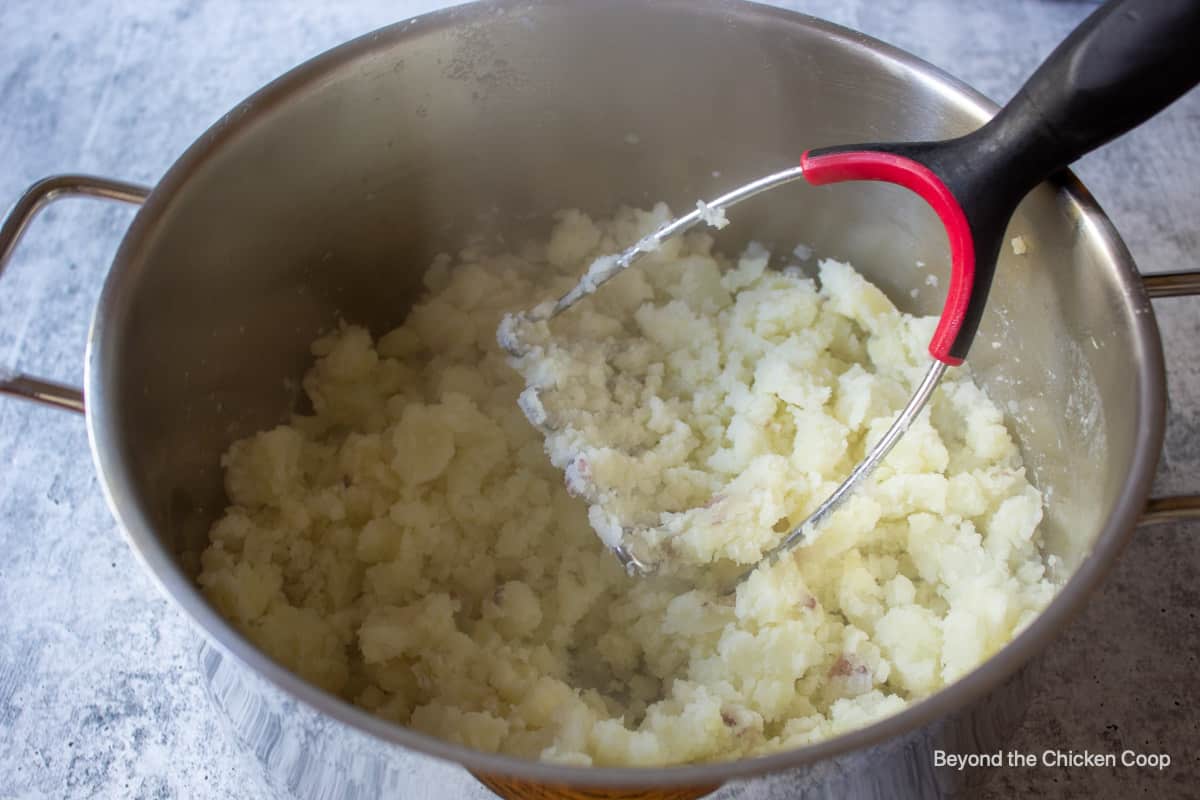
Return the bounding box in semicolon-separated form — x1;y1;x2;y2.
498;165;949;582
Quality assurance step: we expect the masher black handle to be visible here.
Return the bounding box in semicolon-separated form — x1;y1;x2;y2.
801;0;1200;364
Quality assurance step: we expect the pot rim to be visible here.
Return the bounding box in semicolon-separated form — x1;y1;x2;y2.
84;0;1166;788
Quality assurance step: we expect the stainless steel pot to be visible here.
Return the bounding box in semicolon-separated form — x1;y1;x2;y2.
3;1;1198;798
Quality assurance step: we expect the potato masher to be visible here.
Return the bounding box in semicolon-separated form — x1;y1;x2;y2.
500;0;1200;579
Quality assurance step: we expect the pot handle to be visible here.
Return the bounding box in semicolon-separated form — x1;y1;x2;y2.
1139;270;1200;524
0;175;150;413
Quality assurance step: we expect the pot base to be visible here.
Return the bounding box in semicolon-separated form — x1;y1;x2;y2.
472;773;720;800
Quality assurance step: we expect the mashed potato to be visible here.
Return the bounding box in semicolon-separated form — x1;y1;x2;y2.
198;205;1058;766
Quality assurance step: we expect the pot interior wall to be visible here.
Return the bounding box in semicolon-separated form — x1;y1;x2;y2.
101;0;1138;588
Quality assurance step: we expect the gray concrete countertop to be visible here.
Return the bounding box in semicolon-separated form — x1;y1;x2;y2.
1;1;1196;798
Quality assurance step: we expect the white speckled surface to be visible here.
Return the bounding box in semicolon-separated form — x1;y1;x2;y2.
1;1;1197;798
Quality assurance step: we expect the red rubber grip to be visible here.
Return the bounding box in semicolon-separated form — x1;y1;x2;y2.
799;150;974;366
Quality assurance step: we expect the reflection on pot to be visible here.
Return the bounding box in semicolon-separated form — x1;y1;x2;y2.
200;641;1038;798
